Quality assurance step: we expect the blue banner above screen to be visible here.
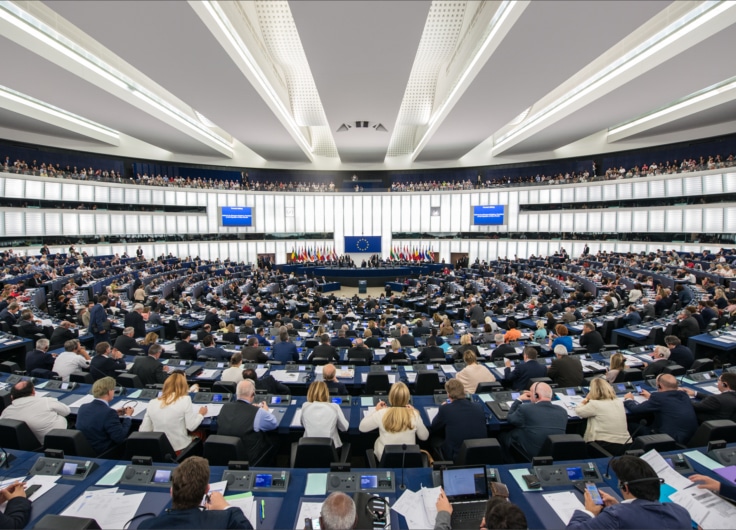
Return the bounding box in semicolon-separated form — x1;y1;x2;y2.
220;206;253;227
472;205;505;225
344;236;381;253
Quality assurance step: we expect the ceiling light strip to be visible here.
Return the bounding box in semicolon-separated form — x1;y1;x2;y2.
0;0;233;154
492;0;730;153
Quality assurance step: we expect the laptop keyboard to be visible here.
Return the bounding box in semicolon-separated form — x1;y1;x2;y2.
451;501;486;529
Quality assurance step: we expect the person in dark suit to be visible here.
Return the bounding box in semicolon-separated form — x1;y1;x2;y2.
113;327;140;356
221;324;241;346
49;320;77;350
568;455;691;529
272;331;299;363
363;329;382;349
622;305;642;327
381;339;409;365
197;324;213;342
76;376;134;455
490;334;517;360
664;335;694;370
398;326;416;347
138;456;251;529
25;338;55;374
347;338;373;364
203;308;223;330
322;364;348;395
196;334;230;361
673;309;700;341
0;481;31;529
129;344;169;386
503;347;548;391
641;345;674;378
240;337;268;363
578;322;605;353
330;329;353;348
640;298;656;320
216;379;279;466
89;342;127;381
0;302;20;326
309;333;339;362
123;304;146;338
682;372;736;423
548;346;584;387
430;379;487;461
89;295;111;346
242;369;289;395
623;374;697;444
18;309;52;340
174;332;198;361
416;336;445;362
500;382;568;460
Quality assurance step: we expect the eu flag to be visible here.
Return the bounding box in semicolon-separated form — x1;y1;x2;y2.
344;236;381;253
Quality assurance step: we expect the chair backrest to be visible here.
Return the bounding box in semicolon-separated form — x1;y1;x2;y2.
622;369;644;382
415;372;442;395
379;444;425;468
124;432;176;462
687;420;736;448
292;437;338;468
116;373;143;388
29;368;56;379
365;373;390;395
0;418;41;450
203;434;247;466
631;433;677;453
70;372;95;384
0;361;20;374
539;434;587;462
212;381;236;395
33;514;101;529
691;358;714;373
662;364;686;377
305;339;319;349
475;382;502;393
45;429;97;458
456;438;504;466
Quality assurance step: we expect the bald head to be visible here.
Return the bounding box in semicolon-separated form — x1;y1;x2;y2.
323;363;336;381
531;382;553;402
657;374;678;390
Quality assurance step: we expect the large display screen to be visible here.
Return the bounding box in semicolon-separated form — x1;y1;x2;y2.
472;205;505;225
220;206;253;227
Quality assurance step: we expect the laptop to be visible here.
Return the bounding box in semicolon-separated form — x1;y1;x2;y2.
441;466;489;528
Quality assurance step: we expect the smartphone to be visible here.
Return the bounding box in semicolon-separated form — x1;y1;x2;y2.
522;474;541;489
635;385;642;394
305;517;321;530
585;482;604;505
25;484;41;497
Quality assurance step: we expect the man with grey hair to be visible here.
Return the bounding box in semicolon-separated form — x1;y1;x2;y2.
25;338;55;374
216;379;279;465
114;326;139;356
52;339;91;381
490;333;516;360
501;381;568;460
548;344;583;387
0;379;70;444
124;303;146;338
129;343;169;386
320;492;357;530
49;320;77;350
76;376;134;455
642;345;673;378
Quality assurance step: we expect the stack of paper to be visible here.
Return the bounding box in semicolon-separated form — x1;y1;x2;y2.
69;394;96;409
391;486;441;529
272;371;300;382
193;403;223;417
196;369;218;379
541;491;585;525
224;492;258;527
61;488;145;529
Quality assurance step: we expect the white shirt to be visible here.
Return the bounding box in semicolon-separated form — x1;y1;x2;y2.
359;407;429;461
220;366;244;383
575;398;630;445
52;352;90;381
301;401;349;448
0;395;70;444
140;395;203;451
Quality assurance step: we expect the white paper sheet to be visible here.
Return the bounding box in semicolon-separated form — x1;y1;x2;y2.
425;407;439;424
196;369;218;379
391;487;441;529
271;371;300;382
202;480;228;506
193;403;223;418
69;394;96;409
225;494;258;527
112;399;148;418
670;487;736;529
296;501;324;527
61;488;145;529
641;449;693;490
291;408;303;427
541;491;585;525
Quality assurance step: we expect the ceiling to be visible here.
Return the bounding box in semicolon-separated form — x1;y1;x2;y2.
0;1;734;172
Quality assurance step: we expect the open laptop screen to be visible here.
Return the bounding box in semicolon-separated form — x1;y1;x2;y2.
441;466;488;502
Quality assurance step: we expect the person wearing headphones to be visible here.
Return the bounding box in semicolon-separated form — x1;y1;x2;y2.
500;381;568;461
680;372;736;423
567;455;691;529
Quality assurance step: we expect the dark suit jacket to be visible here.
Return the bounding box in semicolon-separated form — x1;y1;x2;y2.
124;311;146;338
138;507;252;529
430;399;487;461
675;316;700;340
623;390;697;444
504;360;548;391
25;349;55;373
381;351;409;364
129;355;168;386
505;400;568;458
272;341;298;363
331;337;353;348
255;376;290;395
347;346;373;364
669;345;694;370
114;335;140;356
642;359;673;378
548;356;584;387
175;341;198;361
76;399;132;454
89;355;127;381
692;390;736;423
197;346;230;361
222;332;242;345
398;334;416;347
309;344;339;362
326;379;348;395
0;497;31;529
417;346;445;362
567;498;691;529
490;343;517;360
241;346;268;363
579;331;605;353
19;319;50;339
49;326;76;349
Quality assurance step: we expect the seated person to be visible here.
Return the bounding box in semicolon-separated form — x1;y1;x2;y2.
681;372;736;423
301;381;349;448
363;329;381;349
174;331;198;361
430;379;487;461
417;336;445;362
503;320;522;343
113;327;140;356
221;352;245;383
138;456;251;529
89;341;126;381
548;345;584;387
0;380;70;445
490;334;517;360
272;331;299;363
129;343;169;386
242;368;290;395
347;338;373;364
453;333;480;361
641;345;674;378
548;324;573;353
52;339;91;381
435;491;527;530
240;336;268;363
221;323;242;345
330;329;352;348
25;338;55;374
579;322;605;353
76;376;134;455
503;346;547;391
197;334;230;361
455;350;495;394
310;333;339;362
319;492;356;530
664;335;694;370
0;481;31;529
381;339;409;365
49;320;77;350
566;455;690;529
322;363;348;395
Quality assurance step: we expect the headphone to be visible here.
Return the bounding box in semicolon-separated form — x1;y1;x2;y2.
531;382;540;401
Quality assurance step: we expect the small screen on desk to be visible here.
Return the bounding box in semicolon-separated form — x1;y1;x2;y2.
255;474;272;488
566;388;576;396
61;462;78;475
212;394;223;402
61;382;70;390
616;384;626;393
566;467;583;481
271;396;282;404
331;397;342;404
153;469;171;483
361;475;378;489
217;363;225;368
427;364;434;370
384;366;391;371
665;458;675;469
299;366;306;371
511;392;520;400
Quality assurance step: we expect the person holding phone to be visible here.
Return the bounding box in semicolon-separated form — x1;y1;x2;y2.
566;456;691;529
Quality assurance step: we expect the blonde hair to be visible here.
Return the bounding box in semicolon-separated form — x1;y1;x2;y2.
160;372;188;407
460;334;472;346
226;323;236;333
143;332;159;345
463;350;477;365
587;378;616;401
307;381;329;403
383;382;414;433
536;320;545;329
609;353;626;371
390;338;401;352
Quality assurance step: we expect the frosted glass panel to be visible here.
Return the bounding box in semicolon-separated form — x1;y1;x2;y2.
63;213;79;235
617;211;632;232
602;184;617;200
125;188;138;205
666;178;683;197
648;210;664;232
666;210;682;232
126;215;139;234
561;213;573;232
649;180;665;197
528;190;539;204
575;186;587;203
725;207;736;232
62;183;78;201
548;213;560;232
517;215;528;232
110;214;125;234
45;212;61;235
109;187;124;204
528;214;538;232
152;190;165;205
4;212;23;236
78;214;96;235
78;185;94;202
683;176;702;196
139;215;153;235
703;208;723;232
95;186;109;203
96;214;110;235
587;185;601;202
25;211;43;236
702;174;723;194
549;188;561;204
574;212;587;232
561;187;574;204
588;211;602;232
25;180;43;199
138;189;151;204
683;209;702;232
5;179;23;198
45;181;60;200
633;181;648;199
617;182;632;200
632;211;648;232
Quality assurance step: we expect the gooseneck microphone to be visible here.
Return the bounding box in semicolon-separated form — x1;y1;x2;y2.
604;419;647;479
399;443;407;490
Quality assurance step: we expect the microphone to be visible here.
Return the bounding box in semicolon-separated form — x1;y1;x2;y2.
400;444;407;490
680;369;694;387
604;419;647;479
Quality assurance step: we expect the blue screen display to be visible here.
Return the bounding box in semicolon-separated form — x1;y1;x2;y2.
473;205;505;225
220;206;253;227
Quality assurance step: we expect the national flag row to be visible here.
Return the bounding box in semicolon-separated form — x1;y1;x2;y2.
290;246;338;263
388;245;435;262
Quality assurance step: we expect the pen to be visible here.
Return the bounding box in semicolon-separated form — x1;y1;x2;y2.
260;499;265;522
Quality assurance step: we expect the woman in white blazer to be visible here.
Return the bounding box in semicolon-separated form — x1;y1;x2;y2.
301;381;349;448
575;378;629;455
